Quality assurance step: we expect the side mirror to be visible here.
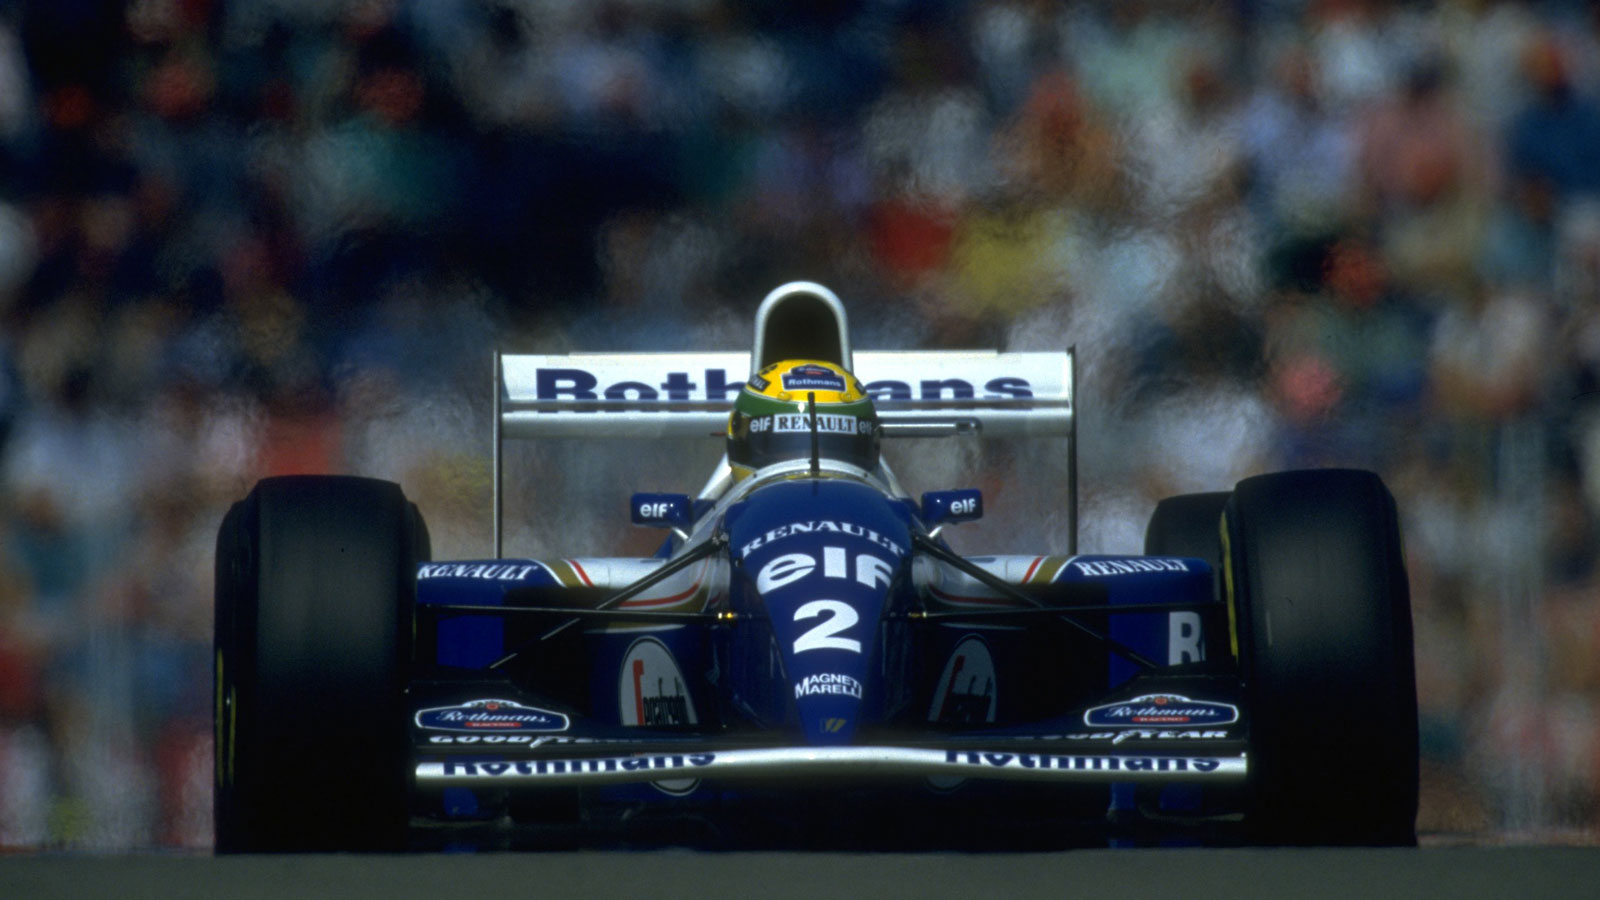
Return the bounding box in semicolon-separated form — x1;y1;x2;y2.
922;489;983;527
631;493;694;530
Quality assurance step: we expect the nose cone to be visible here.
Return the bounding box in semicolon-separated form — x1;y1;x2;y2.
730;479;911;745
793;669;867;744
757;541;891;747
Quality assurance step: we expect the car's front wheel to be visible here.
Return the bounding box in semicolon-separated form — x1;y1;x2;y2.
1224;468;1417;845
214;475;429;852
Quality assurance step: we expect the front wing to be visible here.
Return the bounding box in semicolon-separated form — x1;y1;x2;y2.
418;746;1246;788
408;696;1253;794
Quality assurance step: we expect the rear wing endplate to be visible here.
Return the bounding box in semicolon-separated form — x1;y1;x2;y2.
494;349;1076;554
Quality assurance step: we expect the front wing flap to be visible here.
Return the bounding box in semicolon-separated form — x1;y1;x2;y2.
414;739;1247;789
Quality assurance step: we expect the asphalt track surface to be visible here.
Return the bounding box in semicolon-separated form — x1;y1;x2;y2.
4;846;1598;900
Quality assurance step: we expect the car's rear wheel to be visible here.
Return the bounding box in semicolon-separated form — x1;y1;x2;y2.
1223;468;1417;845
1144;490;1231;564
214;475;429;852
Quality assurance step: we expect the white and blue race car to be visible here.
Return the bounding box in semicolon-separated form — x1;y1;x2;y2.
213;283;1417;851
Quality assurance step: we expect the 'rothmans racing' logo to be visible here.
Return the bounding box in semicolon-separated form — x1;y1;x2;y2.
1084;694;1239;727
415;699;570;733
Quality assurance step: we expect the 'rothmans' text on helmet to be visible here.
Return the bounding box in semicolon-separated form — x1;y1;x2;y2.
727;359;880;476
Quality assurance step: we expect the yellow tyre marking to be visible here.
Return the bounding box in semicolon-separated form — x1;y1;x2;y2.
214;648;237;788
1219;510;1239;659
214;649;223;787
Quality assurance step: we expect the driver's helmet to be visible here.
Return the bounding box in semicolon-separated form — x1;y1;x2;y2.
727;359;880;477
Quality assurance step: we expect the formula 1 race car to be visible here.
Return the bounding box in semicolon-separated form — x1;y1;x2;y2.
213;283;1418;852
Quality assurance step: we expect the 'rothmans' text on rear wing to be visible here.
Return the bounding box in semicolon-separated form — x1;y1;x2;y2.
493;348;1076;552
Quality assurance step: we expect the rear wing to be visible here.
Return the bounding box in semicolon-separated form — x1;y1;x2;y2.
494;349;1076;553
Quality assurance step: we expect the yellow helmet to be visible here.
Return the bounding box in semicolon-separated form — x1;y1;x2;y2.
727;359;880;475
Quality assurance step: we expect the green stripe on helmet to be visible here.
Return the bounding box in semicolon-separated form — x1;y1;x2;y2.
735;389;875;419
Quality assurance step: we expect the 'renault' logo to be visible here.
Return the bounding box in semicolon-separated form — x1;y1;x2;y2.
1083;694;1238;727
781;364;847;393
415;699;570;733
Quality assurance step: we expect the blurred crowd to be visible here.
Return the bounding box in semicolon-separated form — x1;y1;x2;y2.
0;0;1598;847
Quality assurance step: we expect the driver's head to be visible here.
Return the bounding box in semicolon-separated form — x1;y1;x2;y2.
727;359;880;478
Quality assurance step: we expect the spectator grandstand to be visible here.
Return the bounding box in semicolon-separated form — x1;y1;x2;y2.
0;0;1598;846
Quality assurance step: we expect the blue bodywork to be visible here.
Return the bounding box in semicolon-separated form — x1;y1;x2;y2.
408;472;1238;836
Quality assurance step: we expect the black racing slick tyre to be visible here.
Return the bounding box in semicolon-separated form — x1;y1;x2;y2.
1224;469;1417;845
214;476;430;853
1144;491;1231;564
